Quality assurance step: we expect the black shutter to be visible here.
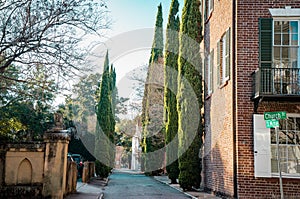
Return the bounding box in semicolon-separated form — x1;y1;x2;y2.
259;18;273;93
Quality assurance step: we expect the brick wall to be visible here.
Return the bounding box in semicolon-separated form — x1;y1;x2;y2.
203;0;235;197
236;0;300;198
204;0;300;198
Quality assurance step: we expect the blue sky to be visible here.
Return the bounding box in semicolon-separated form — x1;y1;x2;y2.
107;0;184;35
56;0;185;107
94;0;184;101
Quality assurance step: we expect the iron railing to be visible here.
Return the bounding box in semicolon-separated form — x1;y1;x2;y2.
252;67;300;99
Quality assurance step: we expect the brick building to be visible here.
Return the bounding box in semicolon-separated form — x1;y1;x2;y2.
203;0;300;198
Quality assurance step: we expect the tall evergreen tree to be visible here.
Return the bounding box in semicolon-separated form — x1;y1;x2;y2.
141;3;165;174
109;64;117;166
149;3;164;64
109;64;116;140
177;0;203;190
94;50;115;177
164;0;180;184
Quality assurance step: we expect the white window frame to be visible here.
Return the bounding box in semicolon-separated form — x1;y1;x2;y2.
272;19;300;94
272;20;299;68
218;28;230;85
208;0;214;16
271;113;300;177
222;35;227;82
253;114;300;178
207;50;214;95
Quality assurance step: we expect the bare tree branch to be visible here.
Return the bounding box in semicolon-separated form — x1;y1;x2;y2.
0;0;111;77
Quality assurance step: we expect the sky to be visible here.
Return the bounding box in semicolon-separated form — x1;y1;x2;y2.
55;0;184;111
87;0;184;110
106;0;183;35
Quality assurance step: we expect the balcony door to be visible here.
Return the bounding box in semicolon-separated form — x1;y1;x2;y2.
273;20;300;94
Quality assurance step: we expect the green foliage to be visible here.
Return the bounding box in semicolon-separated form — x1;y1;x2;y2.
0;65;55;141
94;51;116;176
115;118;140;152
149;3;164;64
164;0;180;184
95;160;110;178
96;51;111;135
177;0;203;190
142;3;165;174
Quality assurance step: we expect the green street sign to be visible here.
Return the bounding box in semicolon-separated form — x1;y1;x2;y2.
264;111;287;120
265;120;279;128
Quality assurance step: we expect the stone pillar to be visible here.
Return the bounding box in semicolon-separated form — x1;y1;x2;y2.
82;162;89;183
42;130;70;199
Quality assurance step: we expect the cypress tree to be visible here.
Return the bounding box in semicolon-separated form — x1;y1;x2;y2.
109;64;116;140
141;3;165;174
164;0;180;184
149;3;164;64
109;64;117;166
96;50;111;139
94;50;114;177
177;0;203;190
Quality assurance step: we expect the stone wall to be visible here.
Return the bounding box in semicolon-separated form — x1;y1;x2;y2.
65;161;77;194
0;131;77;198
0;142;45;198
82;161;95;183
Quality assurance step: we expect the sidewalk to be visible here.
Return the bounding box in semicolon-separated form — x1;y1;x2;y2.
65;171;221;199
154;175;222;199
65;177;107;199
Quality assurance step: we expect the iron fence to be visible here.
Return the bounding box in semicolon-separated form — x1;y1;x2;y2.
252;67;300;98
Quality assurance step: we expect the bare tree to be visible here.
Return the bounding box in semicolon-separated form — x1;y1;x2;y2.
127;63;148;114
0;0;110;86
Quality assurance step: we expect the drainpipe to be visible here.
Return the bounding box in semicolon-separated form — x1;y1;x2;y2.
232;0;238;198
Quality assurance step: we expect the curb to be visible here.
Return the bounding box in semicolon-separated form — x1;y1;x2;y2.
153;176;198;199
98;193;104;199
98;175;109;199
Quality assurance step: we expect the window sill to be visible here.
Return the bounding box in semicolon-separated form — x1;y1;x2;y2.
271;173;300;179
205;93;212;100
218;79;229;89
205;10;213;24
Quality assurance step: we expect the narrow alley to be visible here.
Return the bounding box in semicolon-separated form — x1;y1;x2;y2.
103;169;190;199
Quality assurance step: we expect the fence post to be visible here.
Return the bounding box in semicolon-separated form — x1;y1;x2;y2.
42;130;70;199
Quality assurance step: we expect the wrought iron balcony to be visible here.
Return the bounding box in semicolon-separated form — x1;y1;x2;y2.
252;67;300;100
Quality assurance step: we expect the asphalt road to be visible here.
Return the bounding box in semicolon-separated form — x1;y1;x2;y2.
103;169;191;199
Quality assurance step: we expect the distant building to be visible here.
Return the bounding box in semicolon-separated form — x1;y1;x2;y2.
203;0;300;198
132;122;142;170
115;146;125;169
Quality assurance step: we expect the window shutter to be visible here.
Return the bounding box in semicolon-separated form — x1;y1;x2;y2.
253;114;271;177
225;28;230;79
210;49;214;93
204;55;208;94
259;18;273;66
259;18;273;93
217;40;221;85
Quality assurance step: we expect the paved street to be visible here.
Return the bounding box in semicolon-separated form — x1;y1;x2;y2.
103;169;191;199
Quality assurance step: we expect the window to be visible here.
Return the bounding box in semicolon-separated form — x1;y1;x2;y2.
208;0;214;16
271;116;300;175
273;21;300;94
205;0;214;20
217;28;230;86
207;50;214;95
253;114;300;178
259;13;300;95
